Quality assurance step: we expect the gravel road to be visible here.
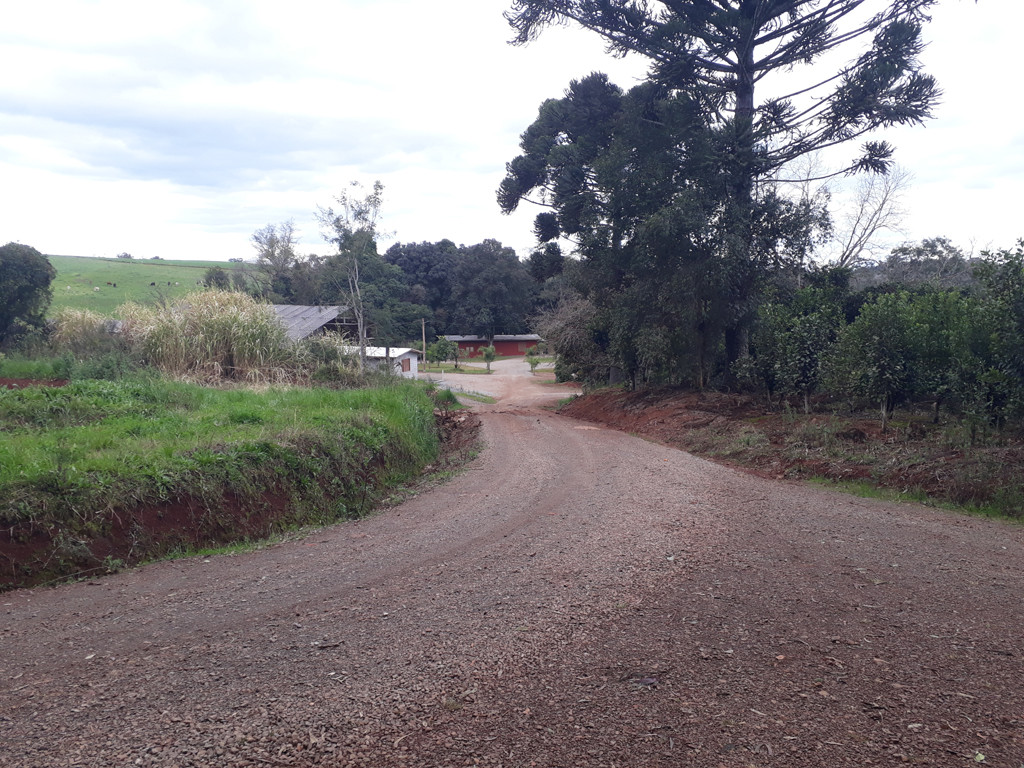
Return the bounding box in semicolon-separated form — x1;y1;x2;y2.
2;360;1022;767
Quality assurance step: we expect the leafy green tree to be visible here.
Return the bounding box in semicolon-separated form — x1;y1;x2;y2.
203;266;231;290
501;73;825;387
905;290;974;421
446;240;536;337
251;220;299;301
384;240;458;330
480;345;498;372
829;291;921;430
506;0;941;366
972;242;1024;422
0;243;56;345
746;279;845;411
426;336;458;368
317;182;387;369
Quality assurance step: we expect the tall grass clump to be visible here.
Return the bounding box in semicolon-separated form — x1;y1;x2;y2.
50;307;119;357
119;290;292;381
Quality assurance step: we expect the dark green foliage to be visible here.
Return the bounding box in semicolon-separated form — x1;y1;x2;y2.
745;285;843;412
203;266;231;290
500;73;830;387
445;240;535;337
972;242;1024;421
504;0;941;372
829;292;920;427
426;336;458;366
383;240;458;328
0;243;57;346
385;239;537;337
525;242;564;283
735;242;1024;431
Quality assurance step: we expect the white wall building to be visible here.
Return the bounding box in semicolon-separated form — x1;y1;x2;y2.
345;346;420;378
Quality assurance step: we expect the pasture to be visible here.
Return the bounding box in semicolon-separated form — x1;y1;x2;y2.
47;255;248;315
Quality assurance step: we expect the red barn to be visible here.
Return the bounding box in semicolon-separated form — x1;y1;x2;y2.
444;334;542;358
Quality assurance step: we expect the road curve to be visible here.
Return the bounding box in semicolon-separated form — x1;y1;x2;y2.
1;362;1022;767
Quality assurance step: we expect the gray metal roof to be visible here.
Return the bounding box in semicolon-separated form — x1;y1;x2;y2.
272;305;345;341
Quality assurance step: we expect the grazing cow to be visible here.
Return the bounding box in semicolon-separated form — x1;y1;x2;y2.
106;281;112;286
112;282;116;287
167;281;172;286
93;287;100;292
175;281;179;285
150;282;156;286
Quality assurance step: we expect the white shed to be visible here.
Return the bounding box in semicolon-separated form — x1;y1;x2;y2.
345;346;420;378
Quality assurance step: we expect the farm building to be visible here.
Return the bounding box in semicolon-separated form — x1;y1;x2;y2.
272;305;356;341
444;334;542;357
344;347;420;378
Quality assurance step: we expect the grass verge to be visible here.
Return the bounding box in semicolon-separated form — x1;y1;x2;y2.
457;391;498;404
0;377;439;590
420;364;490;375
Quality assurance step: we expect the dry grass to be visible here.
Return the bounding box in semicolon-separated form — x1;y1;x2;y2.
49;308;115;357
118;290;293;382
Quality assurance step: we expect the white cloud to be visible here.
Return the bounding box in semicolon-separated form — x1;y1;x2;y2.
0;1;1018;262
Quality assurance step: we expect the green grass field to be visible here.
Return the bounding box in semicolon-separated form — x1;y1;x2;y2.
48;255;248;315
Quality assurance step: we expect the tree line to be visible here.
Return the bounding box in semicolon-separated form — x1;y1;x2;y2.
538;236;1024;429
243;192;564;348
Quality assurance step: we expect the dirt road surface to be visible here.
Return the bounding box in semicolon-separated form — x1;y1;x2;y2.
2;360;1022;767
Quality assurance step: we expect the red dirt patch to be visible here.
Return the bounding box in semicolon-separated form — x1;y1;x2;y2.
0;377;68;389
562;387;1024;517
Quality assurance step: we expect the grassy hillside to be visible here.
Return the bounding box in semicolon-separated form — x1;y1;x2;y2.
48;255;249;315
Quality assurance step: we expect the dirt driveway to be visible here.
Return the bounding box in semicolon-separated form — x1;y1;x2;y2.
2;364;1022;767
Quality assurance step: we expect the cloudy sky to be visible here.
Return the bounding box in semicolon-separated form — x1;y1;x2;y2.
1;1;1019;262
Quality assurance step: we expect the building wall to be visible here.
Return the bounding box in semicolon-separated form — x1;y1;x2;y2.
456;341;538;358
365;351;419;378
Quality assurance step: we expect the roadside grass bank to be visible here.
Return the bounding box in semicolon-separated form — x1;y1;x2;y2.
420;363;490;375
561;387;1024;522
0;377;440;591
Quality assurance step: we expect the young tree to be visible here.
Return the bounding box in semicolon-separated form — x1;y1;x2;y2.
480;345;498;372
317;181;386;371
0;243;56;345
829;291;921;430
251;220;299;300
426;336;458;368
505;0;941;366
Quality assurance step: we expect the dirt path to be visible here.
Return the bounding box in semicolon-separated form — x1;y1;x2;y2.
2;366;1022;767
